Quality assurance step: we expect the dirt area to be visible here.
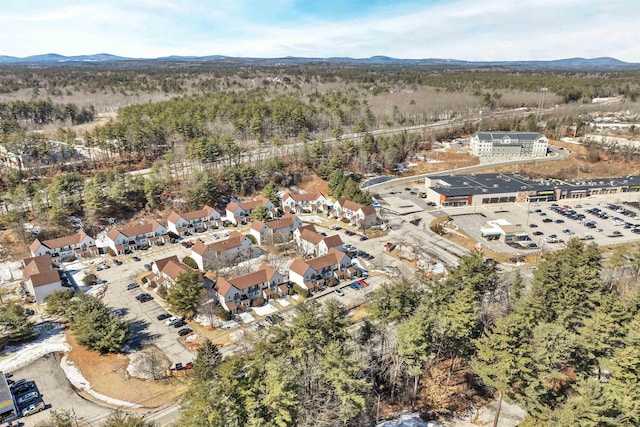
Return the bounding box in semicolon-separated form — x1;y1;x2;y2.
483;139;640;180
410;151;479;175
65;331;187;408
297;173;329;195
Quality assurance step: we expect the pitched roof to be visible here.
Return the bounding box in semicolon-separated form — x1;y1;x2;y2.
167;211;182;224
216;264;279;296
191;241;209;256
209;231;249;252
337;198;365;212
23;254;53;278
250;220;266;232
29;270;61;287
264;214;298;231
29;239;43;254
227;197;271;213
289;258;311;276
359;204;376;215
297;224;317;234
300;228;323;245
154;255;180;272
306;248;348;271
118;220;163;238
107;227;122;240
322;234;344;248
181;205;218;221
283;192;325;202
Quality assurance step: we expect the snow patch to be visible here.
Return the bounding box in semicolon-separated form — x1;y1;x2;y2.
61;355;141;408
275;298;290;308
238;312;255;323
0;322;70;372
253;304;277;316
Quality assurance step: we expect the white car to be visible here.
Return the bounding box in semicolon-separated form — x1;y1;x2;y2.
17;391;39;405
165;316;179;326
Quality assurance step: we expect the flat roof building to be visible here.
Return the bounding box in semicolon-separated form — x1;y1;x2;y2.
425;173;640;207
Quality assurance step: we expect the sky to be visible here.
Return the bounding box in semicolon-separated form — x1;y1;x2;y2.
1;0;638;61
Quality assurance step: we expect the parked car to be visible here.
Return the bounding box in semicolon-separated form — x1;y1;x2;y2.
250;322;263;330
114;259;123;266
264;316;275;325
157;313;171;321
166;316;184;326
359;236;369;241
21;401;45;417
144;263;152;271
173;320;187;328
334;289;345;297
345;230;355;236
136;293;153;302
126;282;139;290
132;256;141;262
17;391;39;405
111;309;124;317
11;379;27;389
24;308;35;316
178;327;193;336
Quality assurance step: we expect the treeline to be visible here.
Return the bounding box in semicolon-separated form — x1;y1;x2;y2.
176;241;640;426
0;99;95;134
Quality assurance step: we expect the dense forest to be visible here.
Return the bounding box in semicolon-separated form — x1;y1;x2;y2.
175;243;640;426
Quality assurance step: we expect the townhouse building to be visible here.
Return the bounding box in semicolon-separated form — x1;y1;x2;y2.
249;214;302;245
214;264;286;312
190;231;252;270
29;231;97;260
167;205;222;236
105;221;168;255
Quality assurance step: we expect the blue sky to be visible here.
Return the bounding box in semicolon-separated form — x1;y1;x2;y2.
1;0;638;61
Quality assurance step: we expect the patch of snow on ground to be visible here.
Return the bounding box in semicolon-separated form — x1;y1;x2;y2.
300;215;326;224
275;298;290;308
185;334;198;343
126;351;164;380
61;355;141;408
253;304;277;316
0;322;70;372
86;283;108;297
220;320;240;329
238;312;255;323
0;261;24;282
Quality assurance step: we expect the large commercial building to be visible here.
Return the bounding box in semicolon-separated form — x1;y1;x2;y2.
425;173;640;207
469;132;548;159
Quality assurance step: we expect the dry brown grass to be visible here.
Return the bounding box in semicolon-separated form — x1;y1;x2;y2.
65;331;187;408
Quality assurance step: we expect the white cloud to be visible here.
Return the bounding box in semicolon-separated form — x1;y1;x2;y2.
0;0;637;61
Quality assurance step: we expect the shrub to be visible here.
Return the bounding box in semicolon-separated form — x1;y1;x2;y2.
292;284;310;298
182;256;198;270
215;306;232;321
138;244;150;251
245;234;257;245
83;274;97;286
107;248;116;257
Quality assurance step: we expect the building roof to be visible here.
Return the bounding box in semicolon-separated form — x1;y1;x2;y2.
297;224;317;234
227;197;271;213
208;231;249;253
30;231;92;253
191;241;209;256
322;234;344;248
337;199;374;215
185;205;217;221
306;248;347;271
215;264;278;296
249;220;267;232
23;254;53;278
289;258;311;276
473;132;545;143
29;270;61;287
299;228;323;245
428;173;556;197
282;192;325;202
109;221;163;239
257;214;299;232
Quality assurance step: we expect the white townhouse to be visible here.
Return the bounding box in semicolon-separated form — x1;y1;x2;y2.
225;197;276;225
288;248;352;291
293;224;344;257
23;254;62;304
214;264;286;312
190;231;252;270
149;255;200;288
167;205;222;236
333;199;378;227
29;231;97;260
249;214;303;245
105;221;168;255
281;192;329;214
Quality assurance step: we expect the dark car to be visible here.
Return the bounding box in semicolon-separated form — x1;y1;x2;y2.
144;263;152;271
265;316;275;325
359;236;369;241
24;309;35;316
345;230;355;236
173;320;187;328
157;313;171;321
542;218;553;223
126;282;139;290
114;259;123;266
13;381;34;395
136;293;153;302
132;256;141;262
178;327;192;336
533;231;544;236
529;223;538;228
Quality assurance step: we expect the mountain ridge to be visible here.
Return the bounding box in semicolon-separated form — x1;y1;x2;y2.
0;54;637;69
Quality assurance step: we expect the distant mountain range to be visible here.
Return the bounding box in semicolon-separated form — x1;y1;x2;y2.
0;53;638;70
